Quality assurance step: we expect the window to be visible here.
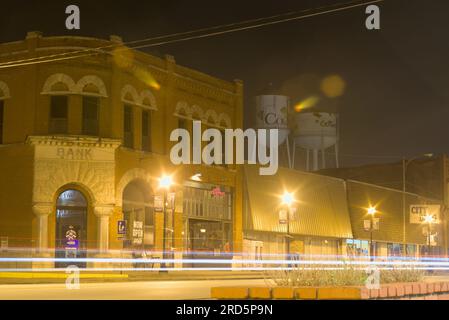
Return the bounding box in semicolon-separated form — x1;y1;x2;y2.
178;117;187;130
183;184;232;221
49;96;68;134
142;110;151;152
0;100;3;144
124;105;133;148
82;97;99;136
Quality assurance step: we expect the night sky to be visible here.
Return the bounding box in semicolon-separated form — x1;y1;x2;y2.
1;0;448;167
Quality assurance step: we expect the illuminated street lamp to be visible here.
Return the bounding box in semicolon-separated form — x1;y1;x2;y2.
423;214;435;257
282;192;294;207
159;174;173;272
367;206;377;261
281;191;295;262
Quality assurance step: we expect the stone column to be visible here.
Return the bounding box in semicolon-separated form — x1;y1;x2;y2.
32;203;52;253
94;205;114;254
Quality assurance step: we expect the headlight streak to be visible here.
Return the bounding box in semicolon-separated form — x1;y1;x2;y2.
4;248;449;261
0;257;449;272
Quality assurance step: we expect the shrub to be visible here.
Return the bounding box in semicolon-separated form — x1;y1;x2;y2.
265;259;424;287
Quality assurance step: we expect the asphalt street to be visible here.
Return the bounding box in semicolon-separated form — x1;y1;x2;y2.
0;279;269;300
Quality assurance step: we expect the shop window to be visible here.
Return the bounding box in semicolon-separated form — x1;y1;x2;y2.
183;183;232;221
0;100;3;144
188;219;231;254
82;96;99;136
49;96;68;134
178;117;187;130
387;243;403;257
142;110;151;152
346;239;369;257
123;105;133;148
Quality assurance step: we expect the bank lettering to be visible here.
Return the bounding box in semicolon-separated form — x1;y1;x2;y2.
57;148;93;161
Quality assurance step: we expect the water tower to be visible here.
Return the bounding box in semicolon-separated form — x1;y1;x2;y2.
291;112;339;171
255;85;291;167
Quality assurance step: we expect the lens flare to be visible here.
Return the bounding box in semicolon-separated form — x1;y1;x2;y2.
321;74;346;98
294;96;320;112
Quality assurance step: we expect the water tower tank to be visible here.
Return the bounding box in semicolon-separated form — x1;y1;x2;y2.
292;112;339;171
255;94;290;148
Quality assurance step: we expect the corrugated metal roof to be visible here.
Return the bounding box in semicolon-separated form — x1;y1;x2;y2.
244;165;353;239
346;180;443;245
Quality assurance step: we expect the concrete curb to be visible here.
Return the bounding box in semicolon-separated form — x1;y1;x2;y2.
211;281;449;300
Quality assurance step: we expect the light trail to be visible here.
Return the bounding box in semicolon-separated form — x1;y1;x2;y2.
0;257;448;267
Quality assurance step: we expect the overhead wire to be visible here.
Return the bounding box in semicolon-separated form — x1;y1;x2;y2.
0;0;384;69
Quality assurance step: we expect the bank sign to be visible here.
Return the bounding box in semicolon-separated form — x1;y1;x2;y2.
409;204;441;224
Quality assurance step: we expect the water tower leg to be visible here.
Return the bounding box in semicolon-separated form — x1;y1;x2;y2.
335;144;340;168
306;149;310;171
322;148;326;169
291;142;296;169
286;136;292;169
313;149;319;171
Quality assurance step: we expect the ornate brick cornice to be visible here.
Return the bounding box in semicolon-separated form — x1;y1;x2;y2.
26;135;121;149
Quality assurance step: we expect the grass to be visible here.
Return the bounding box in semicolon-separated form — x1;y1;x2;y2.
265;259;425;287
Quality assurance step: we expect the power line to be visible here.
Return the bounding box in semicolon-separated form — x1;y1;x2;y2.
0;0;384;69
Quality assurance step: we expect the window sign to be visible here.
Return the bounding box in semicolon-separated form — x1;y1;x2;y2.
167;192;176;210
117;220;126;239
132;221;143;245
154;195;164;212
279;209;287;224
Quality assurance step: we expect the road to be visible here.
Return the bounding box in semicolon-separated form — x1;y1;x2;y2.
0;279;269;300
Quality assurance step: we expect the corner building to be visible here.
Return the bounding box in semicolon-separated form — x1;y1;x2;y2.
0;32;244;268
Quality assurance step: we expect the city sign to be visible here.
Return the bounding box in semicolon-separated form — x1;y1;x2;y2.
410;205;441;224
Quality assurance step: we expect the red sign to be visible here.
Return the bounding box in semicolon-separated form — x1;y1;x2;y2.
211;186;225;197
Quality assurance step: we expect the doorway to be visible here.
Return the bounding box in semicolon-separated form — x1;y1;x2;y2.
55;189;88;268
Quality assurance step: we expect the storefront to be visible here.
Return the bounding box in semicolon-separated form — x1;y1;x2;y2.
182;181;233;267
242;165;354;261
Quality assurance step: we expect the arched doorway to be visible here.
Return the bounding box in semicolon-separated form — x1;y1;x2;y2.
55;189;88;268
122;180;154;251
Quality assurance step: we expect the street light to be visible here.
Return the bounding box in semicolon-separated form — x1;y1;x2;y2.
282;192;294;207
402;153;433;257
367;206;377;261
423;214;435;257
159;174;173;272
281;191;295;263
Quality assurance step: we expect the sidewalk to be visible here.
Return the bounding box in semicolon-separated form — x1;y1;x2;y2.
0;270;264;284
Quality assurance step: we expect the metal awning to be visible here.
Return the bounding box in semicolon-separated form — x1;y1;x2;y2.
244;165;353;239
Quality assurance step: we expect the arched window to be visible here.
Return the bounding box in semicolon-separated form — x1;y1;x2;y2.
121;85;157;151
41;74;76;95
122;180;154;249
76;75;108;97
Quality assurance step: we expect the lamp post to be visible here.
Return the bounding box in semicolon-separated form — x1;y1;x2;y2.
281;192;294;263
367;206;377;261
402;153;433;257
159;175;173;272
423;214;435;258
